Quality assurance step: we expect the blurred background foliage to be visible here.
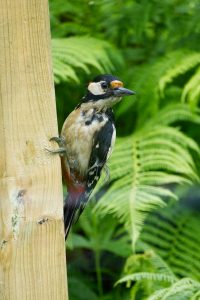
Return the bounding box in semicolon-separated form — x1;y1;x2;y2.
49;1;200;299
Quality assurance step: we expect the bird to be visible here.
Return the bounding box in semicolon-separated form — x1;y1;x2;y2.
47;74;135;239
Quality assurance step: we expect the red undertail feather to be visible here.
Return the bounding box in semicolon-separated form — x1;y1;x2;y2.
64;182;86;239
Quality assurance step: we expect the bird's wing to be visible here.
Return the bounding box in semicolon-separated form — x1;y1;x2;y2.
87;120;115;193
73;120;115;222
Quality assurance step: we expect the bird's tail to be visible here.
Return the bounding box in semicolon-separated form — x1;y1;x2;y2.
64;191;89;240
64;194;77;239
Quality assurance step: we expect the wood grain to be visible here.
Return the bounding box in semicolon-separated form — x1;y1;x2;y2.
0;1;68;299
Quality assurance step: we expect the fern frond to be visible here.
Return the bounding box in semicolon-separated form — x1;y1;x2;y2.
181;66;200;106
118;241;200;300
161;278;200;300
147;104;200;127
117;50;200;120
147;287;170;300
141;203;200;281
116;272;176;286
52;36;122;84
123;249;177;280
117;266;200;300
159;51;200;95
95;118;199;247
147;278;200;300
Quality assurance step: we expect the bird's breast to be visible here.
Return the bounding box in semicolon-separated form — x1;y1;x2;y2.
61;108;108;177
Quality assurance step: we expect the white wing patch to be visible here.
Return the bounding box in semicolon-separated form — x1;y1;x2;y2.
107;124;116;160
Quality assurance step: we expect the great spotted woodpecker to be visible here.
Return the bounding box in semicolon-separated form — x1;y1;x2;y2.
48;74;135;239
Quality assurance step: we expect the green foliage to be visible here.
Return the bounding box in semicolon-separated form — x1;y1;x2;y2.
49;0;200;299
68;276;98;300
182;66;200;106
95;104;200;247
67;209;131;297
141;200;200;281
148;278;200;300
115;200;200;299
116;50;200;123
52;37;122;84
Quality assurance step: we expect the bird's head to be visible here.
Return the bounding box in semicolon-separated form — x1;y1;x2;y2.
81;74;135;109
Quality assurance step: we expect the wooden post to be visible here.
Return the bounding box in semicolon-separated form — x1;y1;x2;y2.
0;1;68;299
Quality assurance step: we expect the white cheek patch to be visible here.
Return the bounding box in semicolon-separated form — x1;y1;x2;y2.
88;82;105;95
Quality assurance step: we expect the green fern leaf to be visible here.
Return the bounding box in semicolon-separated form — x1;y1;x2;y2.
159;51;200;95
95;105;200;248
116;272;176;286
51;36;122;84
141;202;200;282
181;67;200;106
161;278;200;300
117;51;200;122
147;104;200;127
95;129;199;247
147;278;200;300
147;287;170;300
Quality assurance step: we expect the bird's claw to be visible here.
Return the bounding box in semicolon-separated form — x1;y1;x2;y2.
49;136;66;147
45;136;66;155
45;147;66;155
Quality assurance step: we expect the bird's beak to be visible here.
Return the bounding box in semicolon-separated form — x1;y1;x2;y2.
113;87;136;97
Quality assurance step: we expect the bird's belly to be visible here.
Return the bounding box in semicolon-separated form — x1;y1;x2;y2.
61;109;107;177
68;126;93;174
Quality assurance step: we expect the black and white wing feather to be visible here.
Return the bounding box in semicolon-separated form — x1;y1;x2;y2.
75;119;116;220
87;120;115;191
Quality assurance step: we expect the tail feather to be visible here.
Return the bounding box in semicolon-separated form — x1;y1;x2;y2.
64;195;76;239
64;192;89;239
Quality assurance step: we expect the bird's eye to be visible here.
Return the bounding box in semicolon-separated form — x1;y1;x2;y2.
101;82;108;89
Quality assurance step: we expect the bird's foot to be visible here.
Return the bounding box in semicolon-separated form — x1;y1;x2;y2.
45;136;66;156
45;147;66;155
49;136;66;147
